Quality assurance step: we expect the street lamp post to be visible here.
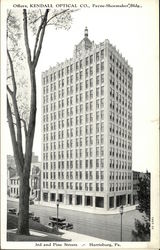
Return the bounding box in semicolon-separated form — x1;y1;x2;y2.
56;199;59;231
119;205;124;241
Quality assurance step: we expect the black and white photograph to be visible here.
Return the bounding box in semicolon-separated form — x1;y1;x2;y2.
1;0;159;249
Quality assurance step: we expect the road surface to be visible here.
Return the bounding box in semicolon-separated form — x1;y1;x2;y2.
7;200;143;241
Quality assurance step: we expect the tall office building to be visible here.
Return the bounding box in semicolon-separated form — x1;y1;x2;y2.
41;28;133;210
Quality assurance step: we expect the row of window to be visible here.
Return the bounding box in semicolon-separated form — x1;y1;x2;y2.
43;158;132;172
110;64;132;82
110;101;132;115
110;75;132;91
43;181;96;191
109;171;132;180
43;180;132;192
109;123;132;136
43;148;104;159
109;148;132;159
43;145;132;160
109;136;132;149
109;52;132;79
44;170;103;180
43;159;105;170
10;179;19;185
109;159;132;170
109;182;132;192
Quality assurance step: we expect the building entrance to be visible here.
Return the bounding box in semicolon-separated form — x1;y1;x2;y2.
95;196;104;208
85;196;93;206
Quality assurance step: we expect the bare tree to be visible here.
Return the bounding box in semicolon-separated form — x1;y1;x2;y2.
7;8;73;235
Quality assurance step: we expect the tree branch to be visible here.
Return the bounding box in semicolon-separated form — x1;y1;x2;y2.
7;50;17;95
7;51;24;167
7;85;13;96
33;9;49;67
23;9;32;63
21;118;28;138
7;96;23;175
46;9;69;25
33;14;46;62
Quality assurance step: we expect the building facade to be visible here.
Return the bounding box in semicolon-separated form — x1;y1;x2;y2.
30;163;41;200
41;28;133;210
7;155;16;195
9;176;20;198
9;162;41;200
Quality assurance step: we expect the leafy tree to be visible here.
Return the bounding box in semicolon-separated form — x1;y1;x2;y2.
132;171;150;241
7;9;74;235
132;216;150;241
137;171;150;219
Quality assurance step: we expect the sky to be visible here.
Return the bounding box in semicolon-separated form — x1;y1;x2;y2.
5;1;159;173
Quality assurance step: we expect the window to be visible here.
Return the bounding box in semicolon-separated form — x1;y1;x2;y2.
96;64;99;73
96;76;99;85
101;74;104;83
101;62;104;71
101;86;104;96
96;88;100;98
90;55;93;64
80;71;83;80
85;68;88;78
96;52;99;61
101;49;104;59
90;67;93;76
70;64;73;73
86;57;88;66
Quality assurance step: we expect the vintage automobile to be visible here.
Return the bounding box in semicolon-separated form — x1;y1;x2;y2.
47;220;73;230
8;208;17;214
31;216;40;223
49;216;66;222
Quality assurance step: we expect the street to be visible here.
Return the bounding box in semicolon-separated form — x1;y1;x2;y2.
8;200;143;241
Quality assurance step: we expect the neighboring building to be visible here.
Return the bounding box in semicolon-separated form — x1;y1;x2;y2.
41;28;133;210
8;156;41;200
7;155;16;180
32;152;39;163
30;162;41;200
9;175;20;198
7;155;16;195
132;171;150;205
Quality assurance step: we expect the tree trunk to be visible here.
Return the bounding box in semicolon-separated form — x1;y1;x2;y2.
17;171;30;235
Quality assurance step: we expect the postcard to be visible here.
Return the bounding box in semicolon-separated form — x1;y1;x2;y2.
1;0;159;249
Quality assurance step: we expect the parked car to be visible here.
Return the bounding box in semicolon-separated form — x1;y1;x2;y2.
49;216;66;222
47;220;73;230
64;223;73;230
31;216;40;223
8;208;17;214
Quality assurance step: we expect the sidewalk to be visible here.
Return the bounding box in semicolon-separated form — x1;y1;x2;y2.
7;228;111;242
8;197;136;215
58;229;111;242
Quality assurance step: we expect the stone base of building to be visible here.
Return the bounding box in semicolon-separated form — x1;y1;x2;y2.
41;191;133;212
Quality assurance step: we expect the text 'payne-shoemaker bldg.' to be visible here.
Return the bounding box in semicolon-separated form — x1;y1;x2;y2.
41;28;133;211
